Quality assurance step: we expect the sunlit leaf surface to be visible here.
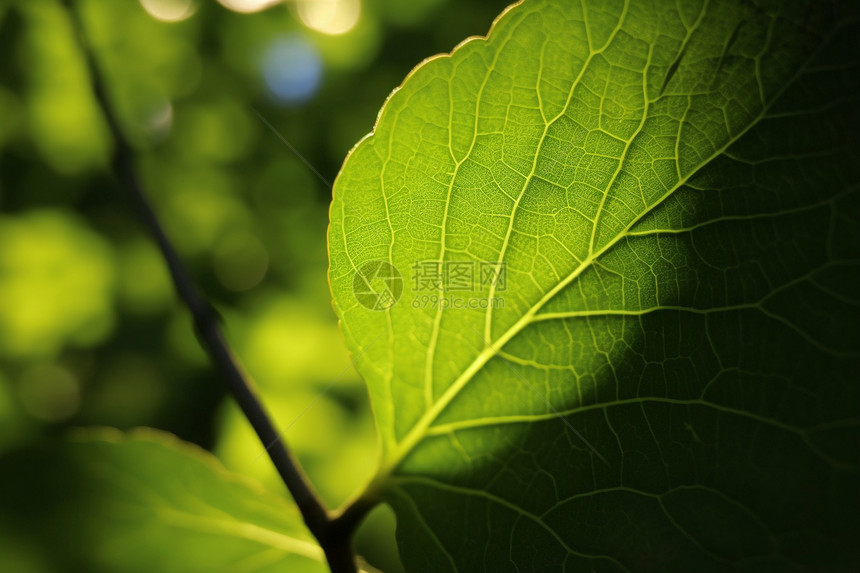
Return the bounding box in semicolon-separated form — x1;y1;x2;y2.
329;0;860;570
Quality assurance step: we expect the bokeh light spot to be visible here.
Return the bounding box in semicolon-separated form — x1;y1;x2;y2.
0;88;23;146
92;354;165;426
147;99;174;139
139;0;198;22
118;239;173;315
0;211;116;358
297;0;361;36
18;364;80;422
262;35;323;104
217;0;282;14
213;232;269;291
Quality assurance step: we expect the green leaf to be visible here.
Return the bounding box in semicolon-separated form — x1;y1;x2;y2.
0;428;327;573
329;0;860;570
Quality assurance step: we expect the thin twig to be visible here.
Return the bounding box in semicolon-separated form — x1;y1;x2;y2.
63;2;359;571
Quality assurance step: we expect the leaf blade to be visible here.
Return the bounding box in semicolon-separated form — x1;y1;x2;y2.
330;0;860;570
0;428;328;573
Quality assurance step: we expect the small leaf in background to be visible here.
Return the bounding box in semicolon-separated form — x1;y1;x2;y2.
0;429;327;573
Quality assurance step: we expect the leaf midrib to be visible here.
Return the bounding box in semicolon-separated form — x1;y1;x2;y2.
156;506;325;562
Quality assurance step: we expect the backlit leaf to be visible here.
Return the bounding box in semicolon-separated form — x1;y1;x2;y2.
0;429;327;573
329;0;860;570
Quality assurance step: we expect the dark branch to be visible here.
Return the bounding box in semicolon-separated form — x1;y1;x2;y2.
63;3;360;571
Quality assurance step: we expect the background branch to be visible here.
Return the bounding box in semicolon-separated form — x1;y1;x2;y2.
63;2;359;571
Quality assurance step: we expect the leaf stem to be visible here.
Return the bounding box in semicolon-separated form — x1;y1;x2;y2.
63;2;366;571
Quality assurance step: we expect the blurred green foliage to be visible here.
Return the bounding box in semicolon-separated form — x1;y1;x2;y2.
0;0;509;570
